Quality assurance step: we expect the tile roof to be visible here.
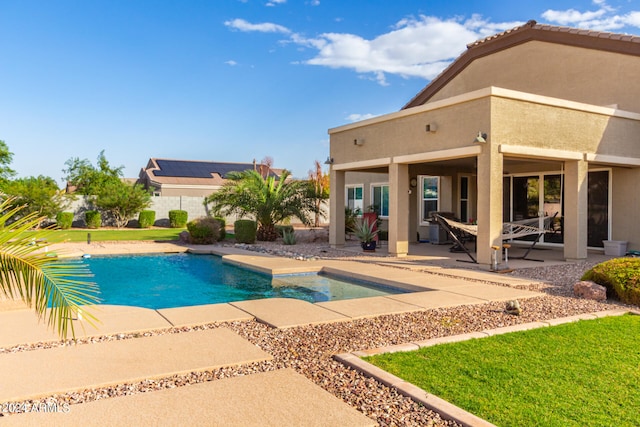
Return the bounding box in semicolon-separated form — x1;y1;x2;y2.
467;20;640;49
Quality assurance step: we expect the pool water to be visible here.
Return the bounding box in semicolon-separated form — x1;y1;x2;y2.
81;253;406;309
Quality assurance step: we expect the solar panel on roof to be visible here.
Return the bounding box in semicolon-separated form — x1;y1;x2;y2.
152;160;277;179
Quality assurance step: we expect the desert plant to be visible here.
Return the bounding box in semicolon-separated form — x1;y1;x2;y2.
581;257;640;305
276;224;294;237
345;207;361;234
186;217;222;244
234;219;257;244
354;218;378;243
56;212;74;229
85;210;102;229
282;229;296;245
169;210;188;228
138;210;156;228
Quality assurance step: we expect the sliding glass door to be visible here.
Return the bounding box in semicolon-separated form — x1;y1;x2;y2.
508;174;563;244
506;170;609;246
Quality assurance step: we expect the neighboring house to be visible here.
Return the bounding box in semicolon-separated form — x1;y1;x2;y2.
137;158;282;197
328;20;640;266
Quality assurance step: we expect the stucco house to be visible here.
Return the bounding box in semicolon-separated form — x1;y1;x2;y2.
328;20;640;266
137;158;282;197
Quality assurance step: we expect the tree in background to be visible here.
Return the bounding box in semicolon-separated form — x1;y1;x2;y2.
95;179;152;228
63;150;124;196
306;160;330;227
0;140;16;184
205;169;314;241
1;176;69;227
63;151;151;227
0;199;100;339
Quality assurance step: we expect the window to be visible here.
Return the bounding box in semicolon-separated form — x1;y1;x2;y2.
420;176;439;222
371;184;389;217
346;185;363;214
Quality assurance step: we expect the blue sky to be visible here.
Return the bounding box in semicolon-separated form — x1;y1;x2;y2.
1;0;639;184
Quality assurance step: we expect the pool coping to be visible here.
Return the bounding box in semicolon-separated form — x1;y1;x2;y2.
5;242;547;335
334;308;639;427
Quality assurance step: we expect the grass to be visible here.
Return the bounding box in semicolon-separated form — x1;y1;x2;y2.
365;314;640;427
32;228;186;242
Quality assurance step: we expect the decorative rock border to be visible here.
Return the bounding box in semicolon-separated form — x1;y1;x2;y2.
334;308;638;427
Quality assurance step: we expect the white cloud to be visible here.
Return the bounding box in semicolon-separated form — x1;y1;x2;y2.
225;2;640;87
266;0;286;6
225;60;238;66
299;15;522;84
224;18;291;34
541;0;640;31
346;113;375;122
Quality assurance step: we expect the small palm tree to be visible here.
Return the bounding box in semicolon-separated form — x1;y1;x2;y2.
0;199;100;339
206;169;314;241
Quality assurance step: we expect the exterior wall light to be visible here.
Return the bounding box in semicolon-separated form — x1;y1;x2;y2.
324;156;334;165
425;123;437;133
353;138;365;146
473;132;487;143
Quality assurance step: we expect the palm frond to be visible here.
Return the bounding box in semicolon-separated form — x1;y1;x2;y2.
0;198;100;339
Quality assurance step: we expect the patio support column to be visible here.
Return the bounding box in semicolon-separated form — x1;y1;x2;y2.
476;146;503;267
563;159;588;260
329;169;346;248
389;162;409;257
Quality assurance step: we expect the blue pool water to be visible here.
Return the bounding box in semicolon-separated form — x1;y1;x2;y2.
81;253;406;309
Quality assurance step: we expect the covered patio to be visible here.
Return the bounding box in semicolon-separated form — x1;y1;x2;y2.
328;86;640;269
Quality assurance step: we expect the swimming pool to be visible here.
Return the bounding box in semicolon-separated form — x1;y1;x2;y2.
81;253;407;309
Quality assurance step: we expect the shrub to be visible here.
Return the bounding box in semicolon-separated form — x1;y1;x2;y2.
234;220;257;244
186;217;222;244
85;210;102;229
169;210;188;228
138;210;156;228
56;212;74;230
282;229;296;245
276;224;294;237
214;216;226;240
582;257;640;305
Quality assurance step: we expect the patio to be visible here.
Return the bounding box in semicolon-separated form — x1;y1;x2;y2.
0;241;623;425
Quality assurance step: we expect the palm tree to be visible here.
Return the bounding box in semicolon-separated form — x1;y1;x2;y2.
0;199;100;339
205;169;314;241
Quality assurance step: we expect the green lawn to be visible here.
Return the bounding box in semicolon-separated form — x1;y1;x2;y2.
36;228;186;242
365;314;640;427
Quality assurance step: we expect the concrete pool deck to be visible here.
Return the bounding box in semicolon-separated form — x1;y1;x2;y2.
1;241;552;425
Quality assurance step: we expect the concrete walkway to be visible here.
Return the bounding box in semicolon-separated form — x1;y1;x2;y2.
1;241;555;425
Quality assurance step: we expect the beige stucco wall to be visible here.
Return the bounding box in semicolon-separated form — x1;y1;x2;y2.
429;41;640;112
330;97;491;165
491;97;640;158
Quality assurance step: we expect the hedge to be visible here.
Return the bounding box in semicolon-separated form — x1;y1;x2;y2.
56;212;74;230
85;210;102;229
138;210;156;228
186;217;222;244
168;210;188;228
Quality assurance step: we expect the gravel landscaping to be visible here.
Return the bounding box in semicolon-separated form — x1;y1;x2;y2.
1;239;630;426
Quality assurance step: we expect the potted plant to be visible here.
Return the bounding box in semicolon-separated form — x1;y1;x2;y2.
354;218;379;252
